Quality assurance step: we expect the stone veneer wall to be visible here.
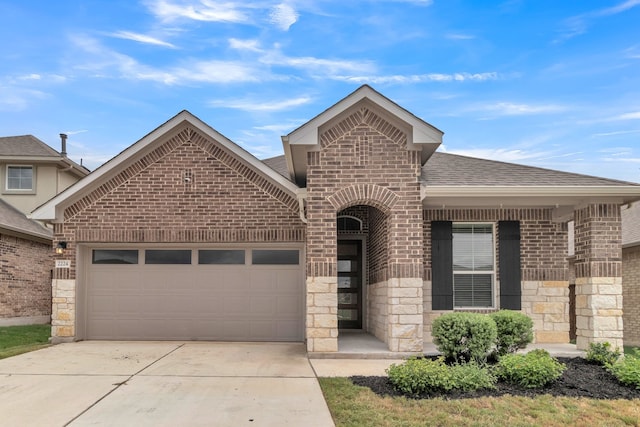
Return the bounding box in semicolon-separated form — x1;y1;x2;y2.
305;103;424;352
423;208;570;343
623;245;640;346
574;204;623;350
51;125;305;341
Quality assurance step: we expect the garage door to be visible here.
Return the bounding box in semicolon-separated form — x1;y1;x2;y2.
85;247;303;341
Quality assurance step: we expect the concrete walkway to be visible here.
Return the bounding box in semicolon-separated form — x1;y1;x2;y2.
0;342;335;427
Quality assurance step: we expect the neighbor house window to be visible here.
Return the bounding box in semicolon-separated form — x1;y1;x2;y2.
6;165;33;190
452;223;495;308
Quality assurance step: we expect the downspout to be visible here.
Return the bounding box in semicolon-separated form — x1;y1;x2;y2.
297;190;308;224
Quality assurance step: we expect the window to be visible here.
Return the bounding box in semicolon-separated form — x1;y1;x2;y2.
252;249;299;265
198;250;245;264
452;224;494;308
337;216;362;232
145;250;192;264
6;165;33;190
92;250;139;264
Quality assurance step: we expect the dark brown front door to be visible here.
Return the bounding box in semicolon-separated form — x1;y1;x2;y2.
337;240;362;329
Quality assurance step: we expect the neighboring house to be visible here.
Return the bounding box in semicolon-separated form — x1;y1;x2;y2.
622;202;640;346
0;135;89;325
32;86;640;352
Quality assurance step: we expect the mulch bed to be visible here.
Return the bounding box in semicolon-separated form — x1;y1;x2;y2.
351;357;640;400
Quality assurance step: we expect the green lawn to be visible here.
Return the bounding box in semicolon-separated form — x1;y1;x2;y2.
0;324;51;359
319;378;640;427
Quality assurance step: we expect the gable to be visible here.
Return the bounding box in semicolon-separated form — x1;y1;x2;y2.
65;125;301;228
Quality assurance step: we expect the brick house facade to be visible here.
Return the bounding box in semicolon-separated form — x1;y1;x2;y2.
622;203;640;346
33;86;640;351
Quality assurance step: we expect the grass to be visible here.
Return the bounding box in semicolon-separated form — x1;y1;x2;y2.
625;346;640;356
319;377;640;427
0;324;51;359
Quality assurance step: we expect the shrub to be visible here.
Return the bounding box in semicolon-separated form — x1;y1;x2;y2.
586;342;621;366
496;349;566;388
489;310;533;356
432;312;497;363
386;357;496;395
608;350;640;389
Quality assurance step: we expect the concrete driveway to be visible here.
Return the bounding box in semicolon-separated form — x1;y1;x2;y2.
0;342;335;427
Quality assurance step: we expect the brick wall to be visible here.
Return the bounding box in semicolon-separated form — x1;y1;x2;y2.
0;233;52;320
623;245;640;346
54;124;305;281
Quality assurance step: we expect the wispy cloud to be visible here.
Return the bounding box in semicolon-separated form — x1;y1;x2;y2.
608;111;640;120
336;72;499;84
593;129;640;137
557;0;640;42
469;101;567;116
440;147;556;163
0;86;48;111
269;3;298;31
228;38;262;52
209;96;312;112
109;31;176;48
144;0;248;23
253;120;306;133
445;33;476;40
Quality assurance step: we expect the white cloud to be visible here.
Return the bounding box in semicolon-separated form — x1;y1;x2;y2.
264;53;376;75
253;121;306;133
269;3;298;31
209;96;312;112
228;38;262;52
109;31;176;48
593;130;640;137
0;86;48;111
336;72;499;84
144;0;248;23
470;102;566;116
611;111;640;120
441;147;554;163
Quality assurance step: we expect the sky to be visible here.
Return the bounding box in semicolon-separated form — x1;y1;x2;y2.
1;0;639;183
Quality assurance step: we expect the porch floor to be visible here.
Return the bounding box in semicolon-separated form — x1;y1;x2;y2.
308;330;586;359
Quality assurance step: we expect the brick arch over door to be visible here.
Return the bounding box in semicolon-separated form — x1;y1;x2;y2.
326;184;399;215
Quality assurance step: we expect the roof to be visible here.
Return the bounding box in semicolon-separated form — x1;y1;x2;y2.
31;110;302;222
0;199;52;241
423;152;638;186
623;202;640;247
0;135;61;157
262;155;290;179
0;135;90;175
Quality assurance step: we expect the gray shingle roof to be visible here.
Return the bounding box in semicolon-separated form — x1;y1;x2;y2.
0;135;61;157
623;202;640;247
0;199;52;240
262;155;290;179
423;152;639;186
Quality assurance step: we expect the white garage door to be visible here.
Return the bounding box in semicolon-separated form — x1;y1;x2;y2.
85;247;303;341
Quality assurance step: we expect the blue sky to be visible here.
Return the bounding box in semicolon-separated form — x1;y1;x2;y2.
1;0;639;182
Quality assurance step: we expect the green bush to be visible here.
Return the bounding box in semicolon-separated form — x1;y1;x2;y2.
608;350;640;389
586;342;621;366
496;349;566;388
386;357;496;395
432;312;497;363
489;310;533;356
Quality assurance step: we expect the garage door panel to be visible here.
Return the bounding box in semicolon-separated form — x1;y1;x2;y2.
86;246;303;341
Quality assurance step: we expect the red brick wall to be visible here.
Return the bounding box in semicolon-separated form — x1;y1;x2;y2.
54;125;305;280
623;245;640;346
574;204;622;278
424;208;568;282
306;104;423;279
0;233;52;318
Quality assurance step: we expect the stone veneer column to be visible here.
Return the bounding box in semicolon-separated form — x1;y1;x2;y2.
574;204;623;350
306;276;338;352
51;278;76;343
387;277;424;352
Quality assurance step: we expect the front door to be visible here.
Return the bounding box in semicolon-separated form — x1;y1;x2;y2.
337;240;362;329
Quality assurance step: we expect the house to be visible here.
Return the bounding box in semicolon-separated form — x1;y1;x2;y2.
0;135;89;325
622;202;640;347
31;86;640;352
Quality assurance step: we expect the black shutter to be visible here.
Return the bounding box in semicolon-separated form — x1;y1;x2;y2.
431;221;453;310
499;221;521;310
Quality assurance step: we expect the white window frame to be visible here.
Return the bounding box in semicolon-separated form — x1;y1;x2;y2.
5;164;35;192
452;222;496;309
